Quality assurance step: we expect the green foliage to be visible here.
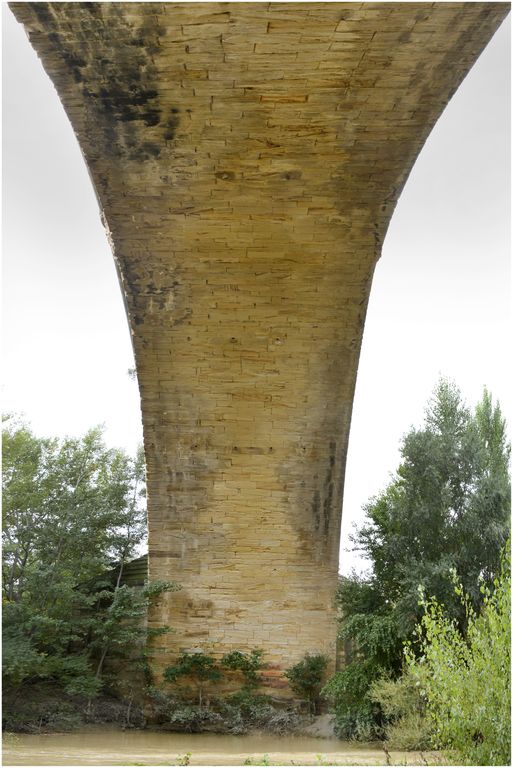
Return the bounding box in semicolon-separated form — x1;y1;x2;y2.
165;701;223;732
164;652;221;685
328;381;510;739
2;415;178;705
143;580;178;600
2;681;145;733
164;652;221;708
158;648;299;733
217;690;300;735
88;582;177;685
147;686;299;735
369;668;431;750
406;546;511;765
322;659;382;740
243;756;270;766
2;629;47;689
146;686;223;732
284;653;328;714
221;649;263;690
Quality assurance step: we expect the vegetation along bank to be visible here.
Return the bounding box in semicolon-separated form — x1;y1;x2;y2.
2;379;510;765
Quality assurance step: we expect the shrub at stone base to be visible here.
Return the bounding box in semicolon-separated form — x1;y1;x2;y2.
163;652;222;709
284;653;329;714
216;690;300;735
156;649;301;734
146;687;299;734
221;649;263;691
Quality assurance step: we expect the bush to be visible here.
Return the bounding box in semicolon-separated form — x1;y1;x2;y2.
322;659;383;740
284;653;328;714
2;630;47;689
221;649;263;690
407;547;511;765
369;668;432;750
2;695;82;734
147;687;299;735
164;652;221;709
162;702;223;733
217;690;300;735
2;683;144;733
146;687;221;732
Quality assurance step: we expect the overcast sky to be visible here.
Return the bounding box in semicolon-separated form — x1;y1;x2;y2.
2;7;510;574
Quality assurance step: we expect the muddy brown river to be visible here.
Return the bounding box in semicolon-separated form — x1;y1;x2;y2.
3;729;436;765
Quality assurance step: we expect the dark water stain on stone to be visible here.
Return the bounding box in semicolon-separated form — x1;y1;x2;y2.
310;441;337;545
164;112;180;141
36;2;180;162
312;488;321;532
29;2;52;24
322;443;336;537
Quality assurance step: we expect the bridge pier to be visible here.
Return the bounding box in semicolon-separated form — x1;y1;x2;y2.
10;1;508;691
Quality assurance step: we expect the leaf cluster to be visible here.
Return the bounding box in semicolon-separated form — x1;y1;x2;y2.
221;649;263;689
284;653;328;714
322;658;383;740
163;648;266;708
164;652;222;686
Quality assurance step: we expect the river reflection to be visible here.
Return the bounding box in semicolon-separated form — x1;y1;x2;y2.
3;728;433;766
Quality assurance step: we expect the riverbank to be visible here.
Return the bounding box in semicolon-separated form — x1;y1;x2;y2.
3;684;313;738
2;686;145;733
3;729;440;766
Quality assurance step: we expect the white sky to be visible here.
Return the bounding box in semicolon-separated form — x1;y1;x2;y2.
2;7;511;574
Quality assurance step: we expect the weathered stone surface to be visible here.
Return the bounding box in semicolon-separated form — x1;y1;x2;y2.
10;2;508;692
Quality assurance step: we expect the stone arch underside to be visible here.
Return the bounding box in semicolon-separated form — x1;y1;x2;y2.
10;1;508;692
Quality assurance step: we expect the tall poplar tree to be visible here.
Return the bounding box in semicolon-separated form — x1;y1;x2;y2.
324;380;510;739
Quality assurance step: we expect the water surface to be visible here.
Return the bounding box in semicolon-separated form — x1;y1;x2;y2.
3;728;434;765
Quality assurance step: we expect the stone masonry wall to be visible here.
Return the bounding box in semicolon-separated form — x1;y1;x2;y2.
10;2;508;694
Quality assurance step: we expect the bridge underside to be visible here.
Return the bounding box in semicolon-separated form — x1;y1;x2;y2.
11;2;507;690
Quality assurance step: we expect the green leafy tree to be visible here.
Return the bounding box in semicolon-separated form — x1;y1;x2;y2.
2;416;177;700
406;545;510;765
86;580;177;685
323;658;382;740
164;652;222;708
325;381;510;739
284;653;328;714
221;649;263;691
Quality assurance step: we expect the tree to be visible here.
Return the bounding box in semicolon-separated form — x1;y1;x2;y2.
1;415;175;699
284;654;328;714
2;417;146;603
221;649;263;691
405;544;510;765
164;652;222;708
324;380;510;739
